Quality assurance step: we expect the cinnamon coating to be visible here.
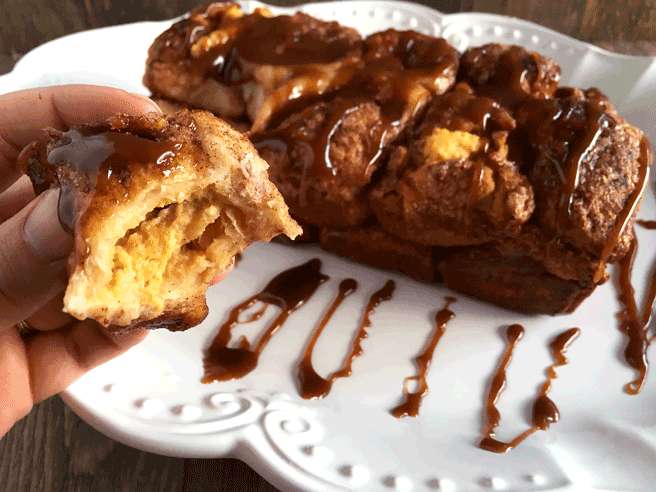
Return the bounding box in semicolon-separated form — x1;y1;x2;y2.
20;110;300;332
142;8;650;314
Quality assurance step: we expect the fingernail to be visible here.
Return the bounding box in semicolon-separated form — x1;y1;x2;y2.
142;97;162;114
121;90;162;114
23;189;73;262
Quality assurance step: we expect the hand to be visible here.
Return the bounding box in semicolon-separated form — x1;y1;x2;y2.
0;85;162;437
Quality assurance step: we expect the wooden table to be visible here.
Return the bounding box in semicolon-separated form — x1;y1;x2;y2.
0;1;654;491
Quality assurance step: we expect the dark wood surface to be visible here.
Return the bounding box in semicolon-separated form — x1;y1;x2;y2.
0;1;654;491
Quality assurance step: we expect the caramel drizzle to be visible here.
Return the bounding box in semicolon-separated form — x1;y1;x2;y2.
254;39;456;192
593;137;651;282
468;160;486;210
42;129;180;232
297;280;396;399
333;280;396;379
479;324;525;449
559;106;612;229
636;219;656;230
203;259;328;383
479;327;580;454
297;279;358;398
315;97;372;178
390;297;456;418
617;234;656;395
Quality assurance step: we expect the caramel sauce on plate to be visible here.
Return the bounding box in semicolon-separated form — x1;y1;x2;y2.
617;234;656;394
390;297;456;418
636;219;656;230
332;280;396;379
296;280;396;399
479;326;580;453
297;279;358;399
478;324;525;450
189;9;654;450
203;259;328;383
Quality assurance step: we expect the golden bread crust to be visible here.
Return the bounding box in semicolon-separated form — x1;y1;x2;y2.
21;110;300;332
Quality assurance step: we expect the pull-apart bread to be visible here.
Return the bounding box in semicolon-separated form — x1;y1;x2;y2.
144;2;362;132
20;110;301;332
144;4;651;315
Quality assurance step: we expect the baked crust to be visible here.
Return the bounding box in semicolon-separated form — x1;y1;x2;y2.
142;6;651;315
20;110;301;332
144;2;362;131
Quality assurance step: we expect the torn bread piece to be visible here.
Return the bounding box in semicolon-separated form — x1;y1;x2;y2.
20;110;301;332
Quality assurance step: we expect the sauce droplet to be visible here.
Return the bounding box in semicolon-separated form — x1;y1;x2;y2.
203;259;329;383
390;296;456;418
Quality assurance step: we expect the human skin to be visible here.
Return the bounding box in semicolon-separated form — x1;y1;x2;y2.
0;85;160;437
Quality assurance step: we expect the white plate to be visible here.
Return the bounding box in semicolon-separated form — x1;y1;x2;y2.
2;2;655;491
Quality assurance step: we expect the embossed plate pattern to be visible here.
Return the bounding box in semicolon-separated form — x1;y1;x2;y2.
1;2;654;491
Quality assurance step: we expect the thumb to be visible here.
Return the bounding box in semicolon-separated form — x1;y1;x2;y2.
0;189;73;330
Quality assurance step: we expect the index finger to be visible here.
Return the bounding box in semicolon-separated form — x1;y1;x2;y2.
0;84;161;192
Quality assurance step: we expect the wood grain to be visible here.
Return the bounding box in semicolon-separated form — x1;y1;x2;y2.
0;1;654;491
0;398;185;492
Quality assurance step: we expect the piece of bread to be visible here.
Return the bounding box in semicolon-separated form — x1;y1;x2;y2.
143;3;650;315
20;110;301;332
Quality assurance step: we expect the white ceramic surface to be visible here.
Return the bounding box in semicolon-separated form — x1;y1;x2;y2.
1;2;655;491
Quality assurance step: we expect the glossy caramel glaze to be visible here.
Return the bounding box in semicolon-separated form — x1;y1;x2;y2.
44;129;179;231
296;279;396;399
180;8;360;79
232;13;357;66
557;98;616;229
593;136;651;282
516;89;649;280
390;296;456;418
479;327;580;453
252;31;458;197
518;89;619;234
418;90;515;136
203;258;328;382
460;45;559;108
